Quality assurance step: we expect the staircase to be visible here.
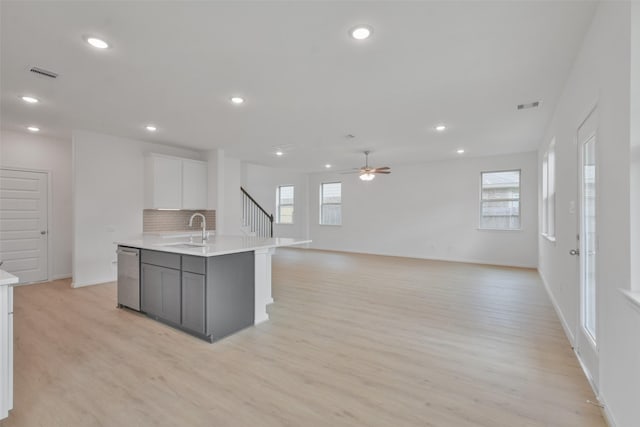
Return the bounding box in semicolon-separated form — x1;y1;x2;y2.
241;187;273;238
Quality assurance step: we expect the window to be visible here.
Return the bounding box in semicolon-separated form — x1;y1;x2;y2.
320;182;342;225
480;170;521;230
276;185;294;224
542;140;556;239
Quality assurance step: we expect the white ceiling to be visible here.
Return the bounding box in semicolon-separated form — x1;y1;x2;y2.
0;1;596;172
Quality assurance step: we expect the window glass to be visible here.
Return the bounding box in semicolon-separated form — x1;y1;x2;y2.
541;140;556;239
320;182;342;225
480;170;521;230
276;185;294;224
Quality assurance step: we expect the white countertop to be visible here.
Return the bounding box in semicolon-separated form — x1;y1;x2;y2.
116;235;311;257
0;270;18;286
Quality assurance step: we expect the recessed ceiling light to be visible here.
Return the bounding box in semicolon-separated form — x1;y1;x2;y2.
145;125;157;132
325;164;332;168
435;124;447;132
27;126;40;132
457;149;465;154
350;26;373;40
230;97;244;104
21;96;39;104
86;37;109;49
275;150;284;156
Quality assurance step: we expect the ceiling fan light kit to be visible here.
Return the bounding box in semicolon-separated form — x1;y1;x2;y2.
350;151;391;181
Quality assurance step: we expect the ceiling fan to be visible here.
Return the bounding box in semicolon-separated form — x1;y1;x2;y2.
345;151;391;181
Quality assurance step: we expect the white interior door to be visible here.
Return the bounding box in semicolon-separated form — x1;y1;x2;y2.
574;108;599;392
0;169;48;283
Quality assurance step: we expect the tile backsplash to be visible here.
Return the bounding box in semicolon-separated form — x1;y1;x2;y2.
143;209;216;232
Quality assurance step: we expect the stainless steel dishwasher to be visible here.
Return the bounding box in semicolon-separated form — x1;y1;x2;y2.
117;246;140;311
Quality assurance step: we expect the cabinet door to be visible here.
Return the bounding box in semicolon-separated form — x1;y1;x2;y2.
182;160;208;210
149;155;182;209
141;263;181;324
182;272;206;334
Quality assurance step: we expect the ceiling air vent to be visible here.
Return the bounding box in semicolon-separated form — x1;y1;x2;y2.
517;101;540;110
29;66;58;79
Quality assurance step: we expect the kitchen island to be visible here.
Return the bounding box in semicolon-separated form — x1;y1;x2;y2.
0;269;18;420
115;235;310;342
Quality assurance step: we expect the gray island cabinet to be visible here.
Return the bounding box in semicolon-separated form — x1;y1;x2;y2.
115;235;311;342
139;249;254;342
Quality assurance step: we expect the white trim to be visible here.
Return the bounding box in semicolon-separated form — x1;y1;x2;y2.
538;270;575;344
477;227;523;232
51;274;72;281
620;288;640;313
306;247;536;269
574;343;600;399
541;233;556;243
538;269;610;422
71;277;115;288
601;396;619;427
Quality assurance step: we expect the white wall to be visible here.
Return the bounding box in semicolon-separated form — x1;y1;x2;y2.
241;163;309;239
537;3;638;426
0;130;72;280
72;130;204;287
631;1;640;292
207;149;221;212
222;155;242;236
308;152;538;268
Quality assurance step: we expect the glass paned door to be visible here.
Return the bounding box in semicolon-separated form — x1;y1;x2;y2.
575;106;599;392
581;136;597;342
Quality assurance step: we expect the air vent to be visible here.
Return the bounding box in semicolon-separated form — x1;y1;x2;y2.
517;101;540;110
29;67;58;79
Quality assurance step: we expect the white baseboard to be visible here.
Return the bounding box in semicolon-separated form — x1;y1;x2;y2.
601;397;618;427
537;270;620;427
71;277;115;288
51;273;72;281
302;246;536;269
538;269;575;345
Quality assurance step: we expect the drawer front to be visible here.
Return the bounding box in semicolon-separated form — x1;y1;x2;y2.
182;255;205;275
141;250;181;270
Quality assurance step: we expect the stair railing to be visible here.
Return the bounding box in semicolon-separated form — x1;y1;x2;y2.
240;187;274;237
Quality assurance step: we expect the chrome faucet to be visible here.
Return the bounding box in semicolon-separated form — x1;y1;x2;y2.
188;213;207;242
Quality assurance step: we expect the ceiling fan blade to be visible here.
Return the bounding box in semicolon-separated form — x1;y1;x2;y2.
374;170;391;174
374;166;390;170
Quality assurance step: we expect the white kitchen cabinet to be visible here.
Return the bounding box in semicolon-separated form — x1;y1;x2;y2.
0;270;18;420
145;154;208;210
182;159;208;210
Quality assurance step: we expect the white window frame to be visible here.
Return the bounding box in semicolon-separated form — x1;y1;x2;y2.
275;185;295;224
479;169;522;231
319;181;342;226
541;139;556;241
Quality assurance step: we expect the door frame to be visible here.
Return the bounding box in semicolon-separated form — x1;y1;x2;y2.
573;103;600;395
0;166;52;283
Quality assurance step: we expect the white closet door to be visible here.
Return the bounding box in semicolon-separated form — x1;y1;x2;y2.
0;169;48;283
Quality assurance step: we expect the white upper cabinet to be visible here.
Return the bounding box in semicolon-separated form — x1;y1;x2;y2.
145;154;208;210
182;159;208;210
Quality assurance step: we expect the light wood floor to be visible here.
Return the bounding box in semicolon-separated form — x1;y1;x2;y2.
1;249;604;427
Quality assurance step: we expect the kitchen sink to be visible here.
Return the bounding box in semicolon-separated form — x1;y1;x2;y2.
162;242;207;249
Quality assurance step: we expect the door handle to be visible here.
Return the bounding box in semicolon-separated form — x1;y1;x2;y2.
40;230;47;235
569;249;580;256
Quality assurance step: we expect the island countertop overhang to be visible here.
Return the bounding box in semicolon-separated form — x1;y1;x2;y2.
115;235;311;257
